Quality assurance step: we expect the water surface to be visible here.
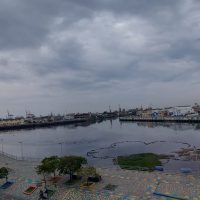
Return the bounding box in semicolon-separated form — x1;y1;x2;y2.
1;120;200;171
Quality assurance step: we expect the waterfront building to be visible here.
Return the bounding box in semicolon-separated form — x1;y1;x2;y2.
135;105;198;119
138;108;165;118
0;117;25;126
141;108;152;118
64;114;75;120
166;106;196;117
193;104;200;114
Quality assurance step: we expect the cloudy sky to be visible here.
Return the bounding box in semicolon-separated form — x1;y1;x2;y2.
0;0;200;116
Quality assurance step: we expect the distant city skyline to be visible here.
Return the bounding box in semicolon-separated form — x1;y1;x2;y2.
1;103;199;119
0;0;200;116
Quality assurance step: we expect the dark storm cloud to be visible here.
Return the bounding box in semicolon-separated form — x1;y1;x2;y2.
0;0;183;50
0;0;92;50
69;0;180;14
0;0;200;114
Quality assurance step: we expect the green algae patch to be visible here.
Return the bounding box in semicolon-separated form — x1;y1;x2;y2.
116;153;162;171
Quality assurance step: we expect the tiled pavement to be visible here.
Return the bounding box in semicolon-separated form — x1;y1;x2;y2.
1;168;200;200
0;193;23;200
154;174;200;199
55;168;200;200
61;188;137;200
1;154;200;199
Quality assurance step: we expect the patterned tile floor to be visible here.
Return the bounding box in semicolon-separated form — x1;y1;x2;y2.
61;188;137;200
1;154;200;199
154;174;200;199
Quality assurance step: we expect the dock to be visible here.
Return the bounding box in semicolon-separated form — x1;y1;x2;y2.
0;118;88;131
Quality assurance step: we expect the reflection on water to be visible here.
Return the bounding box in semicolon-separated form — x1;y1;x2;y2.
122;121;200;131
1;120;200;171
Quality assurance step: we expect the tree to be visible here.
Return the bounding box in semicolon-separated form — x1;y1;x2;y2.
36;156;60;189
41;156;60;178
58;156;87;181
78;166;96;185
36;162;51;189
0;167;9;182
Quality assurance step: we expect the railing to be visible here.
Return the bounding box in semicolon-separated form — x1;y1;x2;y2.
0;150;42;161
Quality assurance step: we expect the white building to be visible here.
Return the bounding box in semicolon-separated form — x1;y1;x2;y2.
166;106;196;117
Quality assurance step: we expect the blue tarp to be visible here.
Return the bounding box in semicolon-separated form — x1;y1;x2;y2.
0;181;13;189
154;166;164;171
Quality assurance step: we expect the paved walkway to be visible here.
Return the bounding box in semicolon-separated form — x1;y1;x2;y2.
0;193;23;200
61;188;136;200
1;154;200;199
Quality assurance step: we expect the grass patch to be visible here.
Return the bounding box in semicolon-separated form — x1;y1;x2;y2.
103;184;118;191
116;153;162;171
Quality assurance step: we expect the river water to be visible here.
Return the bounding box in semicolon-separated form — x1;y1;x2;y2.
1;119;200;171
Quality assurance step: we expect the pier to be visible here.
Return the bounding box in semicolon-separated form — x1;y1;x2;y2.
0;118;88;131
119;117;200;123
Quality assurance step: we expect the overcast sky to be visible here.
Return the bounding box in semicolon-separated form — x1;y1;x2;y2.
0;0;200;116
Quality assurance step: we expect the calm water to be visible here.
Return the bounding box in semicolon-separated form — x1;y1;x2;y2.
1;119;200;170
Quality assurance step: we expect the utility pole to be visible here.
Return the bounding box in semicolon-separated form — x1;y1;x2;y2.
58;142;63;155
18;141;23;159
1;138;3;153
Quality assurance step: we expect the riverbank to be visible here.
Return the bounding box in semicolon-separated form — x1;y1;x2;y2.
1;154;200;199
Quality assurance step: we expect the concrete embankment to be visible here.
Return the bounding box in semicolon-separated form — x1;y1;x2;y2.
119;117;200;123
0;118;87;131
